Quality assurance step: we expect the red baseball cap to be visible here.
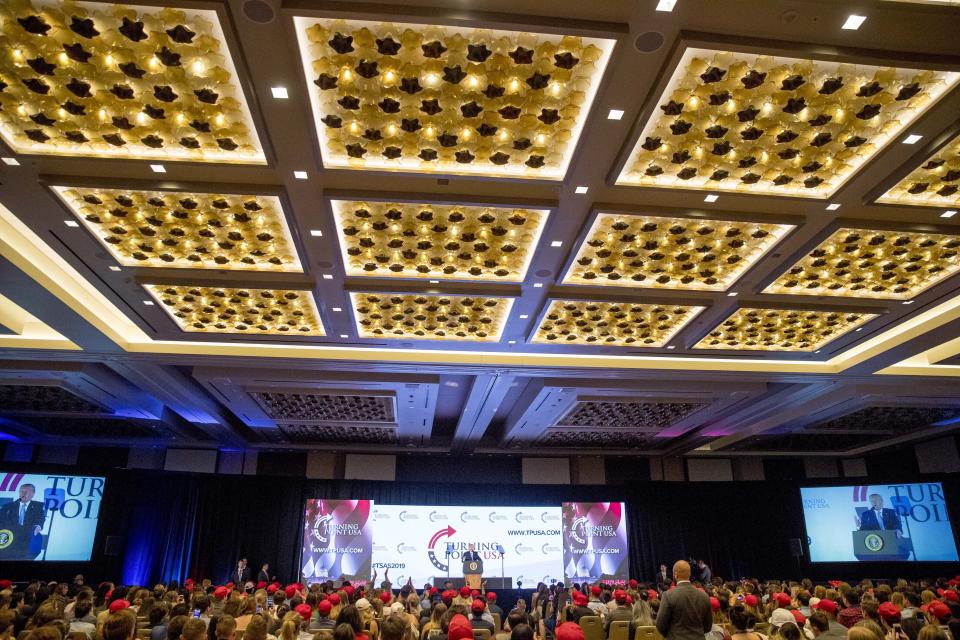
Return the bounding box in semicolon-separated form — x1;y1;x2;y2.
613;589;627;604
928;601;950;622
214;586;229;600
945;590;960;603
878;602;901;622
448;615;473;640
328;594;341;606
256;581;267;589
743;594;759;607
709;597;720;611
628;580;639;589
791;610;806;626
573;592;588;607
814;599;837;614
0;580;11;590
317;600;332;616
267;584;279;594
556;623;585;640
647;589;658;601
380;592;392;604
109;600;131;613
459;586;471;597
773;593;790;607
590;586;601;597
472;599;486;613
295;604;312;622
284;585;297;599
486;592;496;601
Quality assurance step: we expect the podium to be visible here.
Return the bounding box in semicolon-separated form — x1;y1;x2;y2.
852;530;911;561
463;558;483;590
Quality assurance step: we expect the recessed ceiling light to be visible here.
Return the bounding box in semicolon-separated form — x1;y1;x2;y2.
270;86;289;99
293;170;308;180
149;164;166;173
656;0;677;11
550;240;563;247
842;14;867;30
508;340;517;345
143;300;155;306
332;307;342;312
519;314;529;319
574;186;589;194
902;300;914;305
903;134;923;145
826;203;842;211
607;109;624;120
322;274;333;280
855;327;863;332
64;220;79;227
727;292;738;297
429;280;439;284
666;345;676;350
339;334;348;338
310;229;323;237
533;283;543;288
942;210;958;218
109;266;121;272
1;157;19;166
704;194;719;203
814;350;821;354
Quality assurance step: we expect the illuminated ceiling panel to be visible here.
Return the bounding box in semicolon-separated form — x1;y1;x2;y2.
877;132;960;208
331;199;547;282
144;284;324;335
532;299;704;347
350;292;513;342
0;1;264;163
53;186;301;272
764;228;960;300
563;212;792;290
694;307;877;352
616;47;958;197
294;17;614;179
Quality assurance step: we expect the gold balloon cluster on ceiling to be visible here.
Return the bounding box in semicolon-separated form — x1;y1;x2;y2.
764;227;960;300
55;186;300;271
298;17;610;178
879;132;960;208
694;307;876;352
532;299;703;347
0;0;262;162
617;48;956;197
332;199;547;282
350;292;513;342
564;212;791;291
144;284;324;335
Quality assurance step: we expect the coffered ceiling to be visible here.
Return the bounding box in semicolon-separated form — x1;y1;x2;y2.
2;0;960;460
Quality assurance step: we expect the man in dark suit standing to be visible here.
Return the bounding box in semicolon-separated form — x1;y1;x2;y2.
655;560;712;640
0;484;45;560
231;558;250;585
462;544;481;563
258;563;271;584
857;494;902;538
656;564;672;590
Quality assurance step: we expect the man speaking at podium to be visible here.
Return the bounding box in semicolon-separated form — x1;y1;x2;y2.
463;544;481;563
857;494;902;538
0;484;45;560
462;544;482;589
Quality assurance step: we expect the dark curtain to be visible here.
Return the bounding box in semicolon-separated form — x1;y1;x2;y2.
10;469;956;586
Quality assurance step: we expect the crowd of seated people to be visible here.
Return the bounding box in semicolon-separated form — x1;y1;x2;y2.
0;569;958;640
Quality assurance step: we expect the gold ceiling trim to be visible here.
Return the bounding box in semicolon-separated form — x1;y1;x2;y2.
144;284;325;336
53;186;302;272
350;291;513;342
764;227;960;300
532;299;704;347
563;211;792;291
616;47;959;197
877;131;960;209
694;307;877;352
5;200;960;373
294;16;614;180
0;0;265;163
331;199;548;282
0;292;78;350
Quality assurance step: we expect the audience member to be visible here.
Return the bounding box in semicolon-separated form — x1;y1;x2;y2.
655;561;711;640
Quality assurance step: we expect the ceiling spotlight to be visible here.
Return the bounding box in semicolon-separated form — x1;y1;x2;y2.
704;194;719;203
607;109;624;120
310;229;323;237
942;210;958;218
1;157;19;166
332;307;342;312
322;274;333;280
64;220;79;228
339;334;348;339
143;300;155;306
666;345;676;350
855;327;863;332
149;164;166;173
902;300;914;305
270;86;289;99
842;14;867;30
826;203;842;211
519;314;529;319
108;266;121;272
429;279;439;284
903;134;923;145
656;0;677;11
508;340;517;345
533;283;543;288
293;170;308;180
727;292;738;297
574;186;589;194
550;240;563;247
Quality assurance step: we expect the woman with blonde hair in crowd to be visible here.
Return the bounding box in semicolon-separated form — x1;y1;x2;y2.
705;597;728;640
421;603;446;640
355;599;379;640
402;594;422;631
